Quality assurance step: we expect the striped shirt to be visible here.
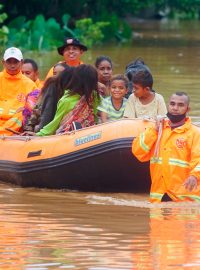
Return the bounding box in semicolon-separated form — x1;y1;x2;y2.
98;96;127;121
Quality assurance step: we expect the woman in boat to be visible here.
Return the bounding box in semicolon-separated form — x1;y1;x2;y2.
22;63;70;133
95;55;113;98
36;64;100;136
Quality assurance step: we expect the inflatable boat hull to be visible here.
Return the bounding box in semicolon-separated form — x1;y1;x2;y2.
0;119;152;192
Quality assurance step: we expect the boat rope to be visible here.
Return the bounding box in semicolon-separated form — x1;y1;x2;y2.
0;135;32;141
153;115;169;158
154;121;163;158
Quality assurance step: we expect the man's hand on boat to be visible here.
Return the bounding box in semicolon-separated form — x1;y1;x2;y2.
20;131;36;136
5;128;35;136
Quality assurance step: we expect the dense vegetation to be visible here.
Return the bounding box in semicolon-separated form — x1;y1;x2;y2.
1;1;200;51
2;1;200;21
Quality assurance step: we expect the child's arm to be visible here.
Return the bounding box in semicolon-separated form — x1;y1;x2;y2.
123;94;136;118
97;97;109;123
157;94;167;116
100;111;108;123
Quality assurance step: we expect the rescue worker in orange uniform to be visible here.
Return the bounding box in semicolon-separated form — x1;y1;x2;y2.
132;92;200;202
0;47;37;135
46;37;87;78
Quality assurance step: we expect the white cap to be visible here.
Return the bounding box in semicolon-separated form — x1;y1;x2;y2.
3;47;23;61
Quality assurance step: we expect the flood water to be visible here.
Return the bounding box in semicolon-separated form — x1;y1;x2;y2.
1;183;200;270
1;20;200;269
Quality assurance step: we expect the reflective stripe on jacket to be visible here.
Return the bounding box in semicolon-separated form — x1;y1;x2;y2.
132;118;200;202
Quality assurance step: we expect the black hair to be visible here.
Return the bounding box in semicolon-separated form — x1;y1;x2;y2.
23;58;38;71
53;62;69;70
41;65;75;102
110;74;129;89
125;57;150;81
95;55;113;69
126;57;145;69
66;64;100;104
132;69;153;89
174;91;190;104
56;66;76;99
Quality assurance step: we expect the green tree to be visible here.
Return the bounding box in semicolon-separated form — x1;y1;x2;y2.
0;4;9;46
154;0;200;18
7;15;63;50
1;0;152;21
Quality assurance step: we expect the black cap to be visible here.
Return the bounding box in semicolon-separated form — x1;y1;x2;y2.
57;38;88;55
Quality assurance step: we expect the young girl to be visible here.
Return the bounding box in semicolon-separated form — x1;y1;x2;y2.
98;74;128;123
123;69;167;119
95;55;113;97
36;64;100;136
53;62;69;77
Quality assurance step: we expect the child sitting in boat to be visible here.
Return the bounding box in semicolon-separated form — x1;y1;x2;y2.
98;74;128;122
36;64;100;136
123;68;167;119
95;55;113;98
125;57;151;98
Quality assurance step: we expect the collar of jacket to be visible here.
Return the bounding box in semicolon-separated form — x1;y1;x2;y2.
164;117;191;133
3;69;22;80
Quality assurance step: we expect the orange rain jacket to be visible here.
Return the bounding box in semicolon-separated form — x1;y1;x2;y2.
132;118;200;202
0;70;37;135
35;78;43;89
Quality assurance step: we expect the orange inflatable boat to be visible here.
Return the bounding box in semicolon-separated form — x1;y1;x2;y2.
0;119;152;192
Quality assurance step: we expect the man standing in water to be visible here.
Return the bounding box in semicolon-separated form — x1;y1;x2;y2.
132;91;200;202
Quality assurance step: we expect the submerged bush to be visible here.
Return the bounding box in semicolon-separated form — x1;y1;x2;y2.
6;14;112;51
97;12;132;43
7;15;64;50
74;18;110;47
